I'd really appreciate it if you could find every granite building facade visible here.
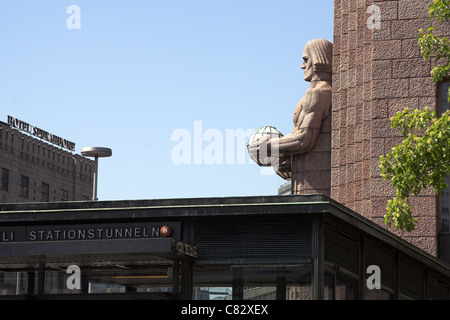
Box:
[331,0,450,259]
[0,121,94,203]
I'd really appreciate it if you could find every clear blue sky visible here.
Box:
[0,1,334,200]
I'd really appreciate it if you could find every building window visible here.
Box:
[439,80,450,233]
[439,80,449,115]
[41,182,49,202]
[20,175,29,198]
[193,264,312,300]
[323,268,360,300]
[443,177,450,233]
[1,168,9,192]
[61,189,69,201]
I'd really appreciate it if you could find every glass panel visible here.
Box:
[364,285,394,300]
[324,270,334,300]
[45,271,77,294]
[37,265,175,295]
[335,272,359,300]
[20,175,29,198]
[0,272,28,295]
[287,282,312,300]
[193,265,233,300]
[241,265,312,300]
[429,276,450,300]
[193,264,312,300]
[83,266,175,294]
[0,264,178,297]
[60,189,69,201]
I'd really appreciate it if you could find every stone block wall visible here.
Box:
[332,0,449,256]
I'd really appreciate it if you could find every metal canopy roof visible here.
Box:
[0,194,448,277]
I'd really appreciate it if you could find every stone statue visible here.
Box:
[248,39,332,189]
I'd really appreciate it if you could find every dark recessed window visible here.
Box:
[20,175,29,198]
[41,182,49,202]
[61,189,69,201]
[439,79,450,233]
[1,168,9,192]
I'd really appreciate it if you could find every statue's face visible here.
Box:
[301,48,314,82]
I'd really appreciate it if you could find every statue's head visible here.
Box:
[301,39,333,82]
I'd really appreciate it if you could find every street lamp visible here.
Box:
[81,147,112,201]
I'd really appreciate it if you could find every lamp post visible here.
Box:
[81,147,112,201]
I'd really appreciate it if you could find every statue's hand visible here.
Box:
[248,136,273,165]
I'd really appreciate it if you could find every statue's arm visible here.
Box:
[247,85,331,158]
[277,86,331,155]
[277,127,320,154]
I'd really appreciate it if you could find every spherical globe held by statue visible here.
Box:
[247,126,284,167]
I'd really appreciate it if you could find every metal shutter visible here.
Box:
[324,223,359,276]
[194,218,312,262]
[364,238,395,290]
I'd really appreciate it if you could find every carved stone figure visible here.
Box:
[248,39,332,192]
